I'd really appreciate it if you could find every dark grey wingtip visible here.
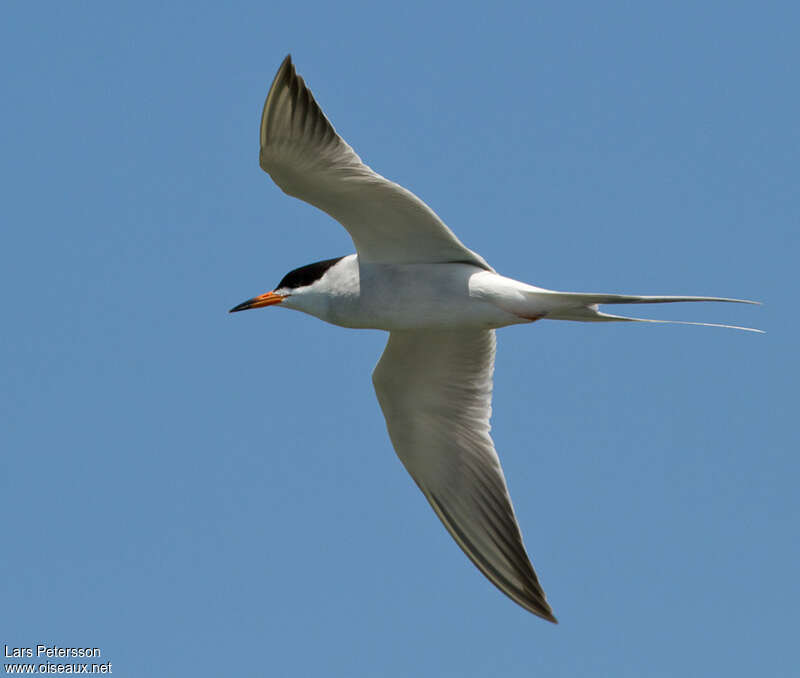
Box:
[277,53,293,77]
[542,610,559,624]
[427,491,558,623]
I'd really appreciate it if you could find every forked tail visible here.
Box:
[535,292,763,333]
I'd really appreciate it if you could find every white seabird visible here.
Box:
[231,55,760,622]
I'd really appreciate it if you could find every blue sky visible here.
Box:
[2,2,796,676]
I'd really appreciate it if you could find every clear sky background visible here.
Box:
[2,2,796,676]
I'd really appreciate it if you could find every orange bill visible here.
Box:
[229,291,285,313]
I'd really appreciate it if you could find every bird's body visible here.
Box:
[282,256,541,330]
[231,55,759,623]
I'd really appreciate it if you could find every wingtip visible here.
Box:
[535,606,558,624]
[275,53,295,84]
[531,601,558,623]
[261,54,297,151]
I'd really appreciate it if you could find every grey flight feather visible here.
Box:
[259,55,493,270]
[372,329,557,622]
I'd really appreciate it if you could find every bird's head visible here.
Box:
[229,256,348,314]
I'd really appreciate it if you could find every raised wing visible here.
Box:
[259,55,491,269]
[372,329,556,621]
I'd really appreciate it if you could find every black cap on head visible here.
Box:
[275,256,345,290]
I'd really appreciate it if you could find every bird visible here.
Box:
[230,55,760,623]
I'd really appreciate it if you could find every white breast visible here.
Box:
[284,256,533,331]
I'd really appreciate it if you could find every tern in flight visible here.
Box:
[231,55,759,622]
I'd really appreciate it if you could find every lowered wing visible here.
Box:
[372,329,556,621]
